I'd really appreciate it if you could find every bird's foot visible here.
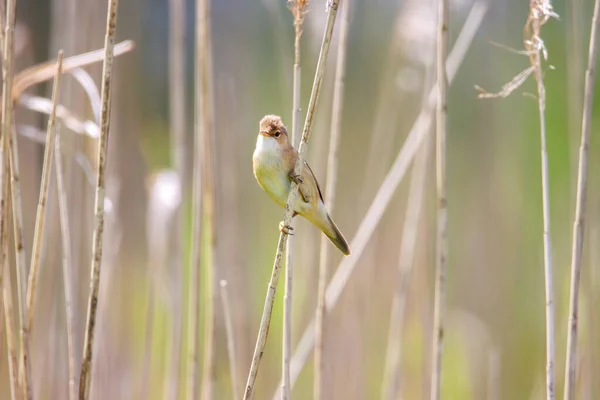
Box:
[289,172,303,185]
[279,221,294,235]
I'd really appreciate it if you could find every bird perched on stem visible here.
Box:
[253,115,351,256]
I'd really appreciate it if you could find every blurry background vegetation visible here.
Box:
[1,0,600,399]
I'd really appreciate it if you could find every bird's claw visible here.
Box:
[289,172,303,185]
[279,221,294,235]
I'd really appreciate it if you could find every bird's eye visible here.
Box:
[274,131,281,138]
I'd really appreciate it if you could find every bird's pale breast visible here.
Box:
[253,135,292,208]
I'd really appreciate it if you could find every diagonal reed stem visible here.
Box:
[563,0,600,398]
[25,50,63,373]
[243,1,341,399]
[78,0,120,397]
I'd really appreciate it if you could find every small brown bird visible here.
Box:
[253,115,351,255]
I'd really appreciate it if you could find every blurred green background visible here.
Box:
[1,0,600,399]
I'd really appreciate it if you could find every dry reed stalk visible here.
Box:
[564,0,600,398]
[25,49,63,360]
[1,160,18,400]
[314,0,350,398]
[199,3,217,398]
[54,128,77,400]
[430,0,448,398]
[78,0,120,397]
[166,0,187,396]
[243,1,341,399]
[2,0,32,397]
[269,4,489,394]
[525,2,558,399]
[220,280,240,400]
[381,129,431,400]
[282,1,307,398]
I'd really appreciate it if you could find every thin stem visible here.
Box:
[166,0,186,395]
[282,1,306,398]
[78,0,120,397]
[220,281,240,400]
[1,159,19,400]
[55,127,77,400]
[314,0,350,399]
[526,6,556,400]
[564,0,600,398]
[243,2,341,399]
[25,50,63,361]
[269,4,489,394]
[199,0,217,395]
[430,0,448,398]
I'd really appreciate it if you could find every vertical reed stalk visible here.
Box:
[564,0,600,398]
[167,0,186,396]
[220,280,240,400]
[1,160,18,400]
[314,0,350,399]
[54,128,77,400]
[78,0,120,397]
[282,1,307,398]
[525,3,557,399]
[243,2,341,399]
[198,0,217,397]
[25,50,63,359]
[271,4,488,395]
[430,0,448,399]
[188,0,216,397]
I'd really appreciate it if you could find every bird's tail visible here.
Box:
[317,213,351,256]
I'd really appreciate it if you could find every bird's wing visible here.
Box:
[300,160,324,204]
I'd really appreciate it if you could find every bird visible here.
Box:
[252,114,351,256]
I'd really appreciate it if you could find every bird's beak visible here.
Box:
[259,130,270,137]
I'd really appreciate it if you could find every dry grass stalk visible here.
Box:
[430,0,448,399]
[381,130,431,400]
[271,4,489,394]
[1,0,32,397]
[25,50,63,362]
[564,0,600,398]
[282,1,308,399]
[197,0,217,397]
[1,160,18,400]
[314,0,350,399]
[525,2,558,399]
[243,1,341,399]
[54,126,77,400]
[78,0,121,397]
[220,280,240,400]
[166,0,187,396]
